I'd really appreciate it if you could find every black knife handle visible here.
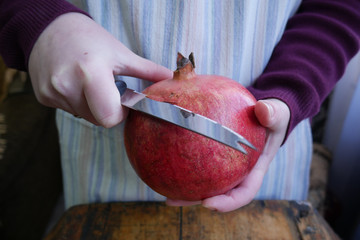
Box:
[115,79,127,96]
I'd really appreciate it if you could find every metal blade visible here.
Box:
[121,88,256,154]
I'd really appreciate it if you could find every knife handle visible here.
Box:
[115,79,127,96]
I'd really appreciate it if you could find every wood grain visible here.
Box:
[45,200,339,240]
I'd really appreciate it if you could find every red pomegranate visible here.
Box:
[124,53,266,201]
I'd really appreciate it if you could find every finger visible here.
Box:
[207,125,286,213]
[254,100,274,128]
[66,92,102,125]
[202,99,291,212]
[201,136,277,213]
[44,71,101,125]
[32,79,83,119]
[166,199,201,207]
[83,70,127,128]
[255,99,290,131]
[116,53,173,82]
[47,88,100,125]
[201,161,266,212]
[254,99,291,166]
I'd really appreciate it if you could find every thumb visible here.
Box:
[117,53,173,82]
[254,98,291,153]
[254,99,290,132]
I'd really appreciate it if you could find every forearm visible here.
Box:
[0,0,90,70]
[248,0,360,140]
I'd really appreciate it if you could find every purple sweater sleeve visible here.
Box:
[247,0,360,140]
[0,0,90,71]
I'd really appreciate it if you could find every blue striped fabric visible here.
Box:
[59,0,311,209]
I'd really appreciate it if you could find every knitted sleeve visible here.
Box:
[247,0,360,140]
[0,0,90,70]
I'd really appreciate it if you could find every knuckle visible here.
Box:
[75,57,99,82]
[36,83,53,105]
[50,74,69,97]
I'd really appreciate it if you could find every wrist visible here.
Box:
[10,1,90,70]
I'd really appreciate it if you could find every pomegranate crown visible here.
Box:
[176,52,195,70]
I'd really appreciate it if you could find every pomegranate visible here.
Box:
[124,53,266,201]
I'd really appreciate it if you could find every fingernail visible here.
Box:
[263,101,274,118]
[203,205,217,211]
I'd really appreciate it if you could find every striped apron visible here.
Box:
[59,0,312,209]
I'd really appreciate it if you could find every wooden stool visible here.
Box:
[44,200,339,239]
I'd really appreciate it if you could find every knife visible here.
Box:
[115,78,256,154]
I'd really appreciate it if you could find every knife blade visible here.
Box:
[115,79,256,154]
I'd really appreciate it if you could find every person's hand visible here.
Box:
[28,12,173,127]
[166,98,290,212]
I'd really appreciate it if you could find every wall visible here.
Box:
[323,52,360,240]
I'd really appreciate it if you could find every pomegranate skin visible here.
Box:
[124,54,266,201]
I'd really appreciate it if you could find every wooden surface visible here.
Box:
[45,200,339,240]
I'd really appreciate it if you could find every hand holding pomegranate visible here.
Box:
[28,12,172,127]
[124,53,291,212]
[167,98,290,212]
